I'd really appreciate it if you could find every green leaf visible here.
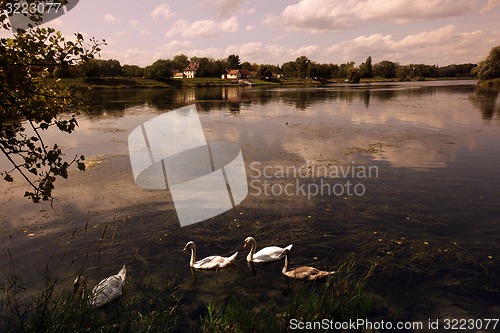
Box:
[4,174,14,182]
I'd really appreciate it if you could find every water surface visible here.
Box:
[1,80,499,324]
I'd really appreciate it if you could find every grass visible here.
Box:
[200,261,375,333]
[1,257,375,332]
[0,258,182,333]
[50,76,477,90]
[50,77,173,89]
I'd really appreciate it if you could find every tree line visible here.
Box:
[57,53,477,82]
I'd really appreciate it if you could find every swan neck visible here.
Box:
[282,254,289,274]
[246,238,256,261]
[189,245,196,266]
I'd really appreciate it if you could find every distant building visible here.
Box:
[222,69,254,79]
[183,62,200,78]
[173,72,186,79]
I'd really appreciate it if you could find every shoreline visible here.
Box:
[53,76,477,90]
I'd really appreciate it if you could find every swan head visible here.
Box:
[183,241,195,251]
[243,236,255,248]
[281,249,290,256]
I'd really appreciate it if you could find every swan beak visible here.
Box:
[243,242,247,248]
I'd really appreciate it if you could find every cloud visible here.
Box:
[481,0,500,12]
[129,20,140,29]
[154,40,194,59]
[102,48,150,67]
[166,17,239,38]
[245,25,256,31]
[104,14,116,23]
[150,4,175,20]
[266,0,477,32]
[223,42,321,64]
[326,25,498,65]
[209,0,249,17]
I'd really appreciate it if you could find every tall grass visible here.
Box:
[1,256,375,332]
[0,263,182,333]
[201,261,375,333]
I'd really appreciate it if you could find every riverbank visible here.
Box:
[54,76,476,90]
[53,77,279,89]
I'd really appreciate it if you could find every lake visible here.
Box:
[0,80,499,326]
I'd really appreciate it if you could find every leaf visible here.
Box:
[4,174,14,182]
[77,162,86,171]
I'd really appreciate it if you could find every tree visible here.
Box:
[309,62,333,79]
[359,56,373,78]
[227,54,241,69]
[172,54,189,71]
[0,8,104,202]
[373,60,397,78]
[241,61,256,71]
[144,59,173,80]
[122,64,145,77]
[338,62,355,79]
[295,56,311,78]
[80,59,102,79]
[346,67,361,83]
[476,45,500,81]
[256,65,273,80]
[102,59,122,77]
[281,61,297,78]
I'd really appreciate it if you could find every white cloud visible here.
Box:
[481,0,500,12]
[266,0,477,32]
[166,17,239,38]
[150,4,174,20]
[129,20,140,29]
[102,48,150,67]
[327,25,498,65]
[140,29,151,36]
[209,0,249,17]
[104,14,116,23]
[223,42,321,64]
[245,25,256,31]
[154,40,194,60]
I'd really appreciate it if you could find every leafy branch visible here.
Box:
[0,7,105,203]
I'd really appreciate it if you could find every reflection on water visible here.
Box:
[1,80,499,323]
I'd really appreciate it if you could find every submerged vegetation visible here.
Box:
[0,257,375,333]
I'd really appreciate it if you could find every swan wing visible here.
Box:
[193,251,238,270]
[193,255,225,269]
[217,252,239,269]
[308,270,332,280]
[252,246,290,262]
[91,274,125,307]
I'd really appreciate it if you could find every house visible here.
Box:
[222,69,254,80]
[173,72,186,79]
[183,62,200,78]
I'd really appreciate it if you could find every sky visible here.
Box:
[3,0,500,67]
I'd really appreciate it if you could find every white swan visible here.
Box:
[281,249,335,281]
[183,241,238,270]
[90,265,126,307]
[244,236,293,263]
